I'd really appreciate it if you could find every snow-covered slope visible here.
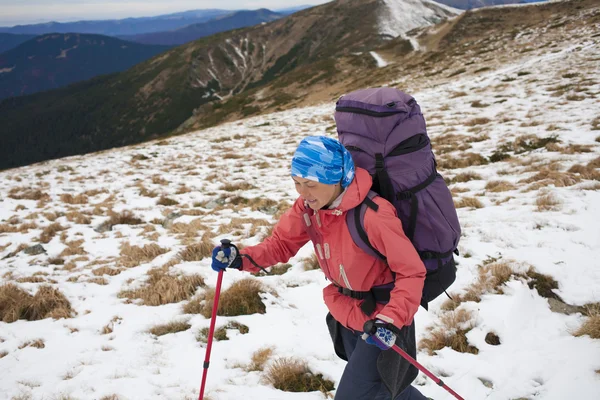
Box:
[378,0,461,39]
[0,24,599,400]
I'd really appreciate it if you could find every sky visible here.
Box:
[0,0,331,27]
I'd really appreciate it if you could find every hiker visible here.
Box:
[211,135,430,400]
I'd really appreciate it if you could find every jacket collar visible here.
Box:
[303,167,372,216]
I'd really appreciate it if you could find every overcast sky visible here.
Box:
[0,0,331,27]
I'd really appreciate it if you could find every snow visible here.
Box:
[369,51,389,68]
[1,18,600,400]
[378,0,461,39]
[0,66,15,73]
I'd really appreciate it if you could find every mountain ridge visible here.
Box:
[0,0,597,171]
[119,9,284,46]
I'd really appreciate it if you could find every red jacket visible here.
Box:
[240,167,426,331]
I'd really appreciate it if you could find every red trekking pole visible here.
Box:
[364,321,465,400]
[198,239,229,400]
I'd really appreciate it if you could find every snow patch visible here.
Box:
[378,0,460,38]
[0,66,15,74]
[56,45,78,59]
[370,51,389,68]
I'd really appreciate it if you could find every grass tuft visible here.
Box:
[0,284,73,323]
[574,304,600,339]
[264,357,335,394]
[246,346,275,372]
[485,181,517,192]
[302,254,321,271]
[118,268,205,306]
[119,242,168,268]
[454,197,484,209]
[419,309,479,355]
[196,321,249,343]
[149,320,191,336]
[185,278,267,318]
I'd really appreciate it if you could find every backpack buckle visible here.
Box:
[375,153,384,170]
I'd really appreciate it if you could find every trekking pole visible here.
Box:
[364,321,465,400]
[391,344,464,400]
[198,239,229,400]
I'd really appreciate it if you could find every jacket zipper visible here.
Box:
[339,264,352,290]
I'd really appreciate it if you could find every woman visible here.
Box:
[211,136,429,400]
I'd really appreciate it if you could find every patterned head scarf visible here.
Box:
[291,136,355,188]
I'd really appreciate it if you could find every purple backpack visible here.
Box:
[334,87,461,309]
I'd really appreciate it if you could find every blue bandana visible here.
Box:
[291,136,355,188]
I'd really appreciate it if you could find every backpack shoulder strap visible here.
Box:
[346,191,386,261]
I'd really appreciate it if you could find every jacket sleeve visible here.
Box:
[364,197,426,329]
[239,197,310,273]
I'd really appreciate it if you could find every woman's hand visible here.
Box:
[211,240,242,271]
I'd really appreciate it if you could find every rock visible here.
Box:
[23,244,46,255]
[94,221,112,233]
[162,212,182,229]
[548,298,585,315]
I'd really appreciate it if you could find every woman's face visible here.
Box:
[292,177,341,211]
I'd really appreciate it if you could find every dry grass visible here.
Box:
[16,276,47,283]
[217,217,272,237]
[59,239,87,258]
[118,268,205,306]
[464,117,492,126]
[420,309,479,355]
[536,192,562,212]
[177,238,213,262]
[573,304,600,339]
[442,260,515,310]
[519,169,580,189]
[438,153,489,170]
[40,223,67,244]
[485,180,517,192]
[107,211,143,226]
[196,321,249,343]
[184,278,267,318]
[101,316,122,334]
[149,320,191,336]
[60,194,89,205]
[99,395,121,400]
[18,339,45,349]
[447,172,482,184]
[151,175,169,185]
[92,266,122,277]
[8,187,49,201]
[264,357,335,394]
[220,182,257,192]
[0,284,73,323]
[119,242,169,268]
[0,350,7,359]
[454,197,484,209]
[65,211,92,225]
[246,346,275,372]
[568,164,600,181]
[302,254,321,271]
[157,195,179,206]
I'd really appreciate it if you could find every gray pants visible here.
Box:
[334,326,428,400]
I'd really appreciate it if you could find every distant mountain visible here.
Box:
[0,0,458,170]
[433,0,546,9]
[0,9,233,36]
[0,33,35,53]
[121,9,284,46]
[0,33,170,100]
